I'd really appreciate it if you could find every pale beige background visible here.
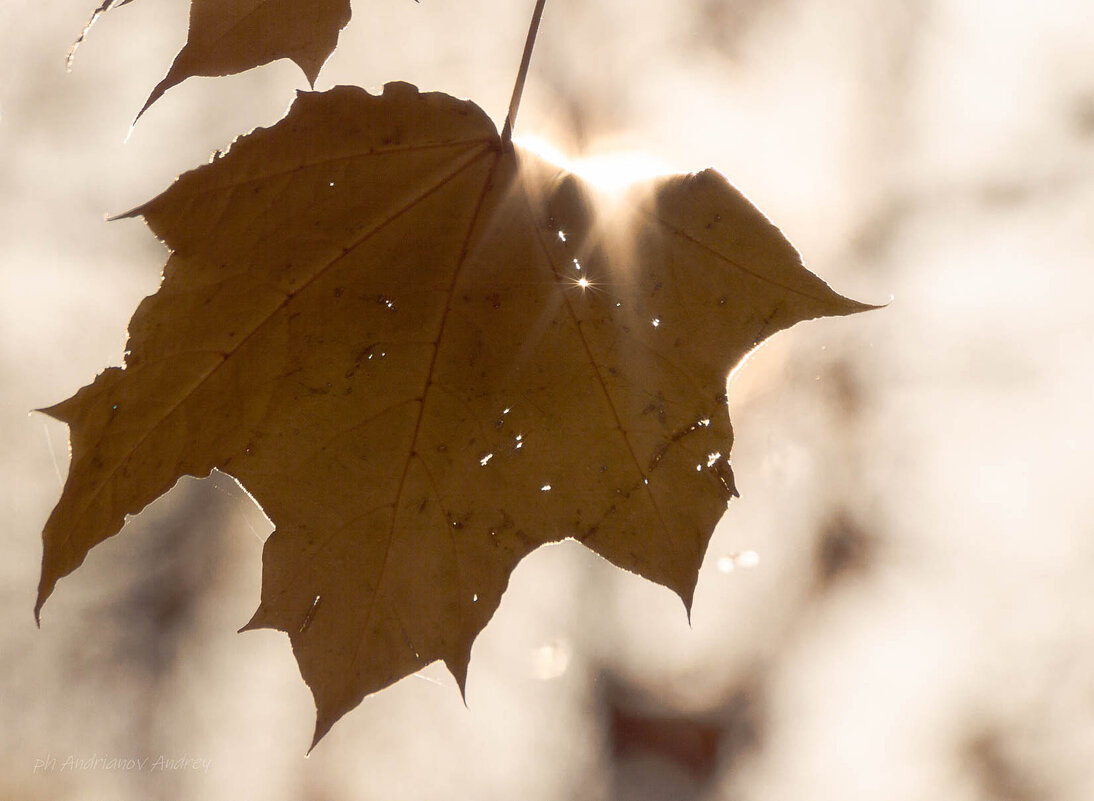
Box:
[3,1,1093,799]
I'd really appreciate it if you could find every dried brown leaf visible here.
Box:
[37,82,870,746]
[136,0,351,119]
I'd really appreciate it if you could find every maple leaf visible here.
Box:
[134,0,351,119]
[36,82,870,746]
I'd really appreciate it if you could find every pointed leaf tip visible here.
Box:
[309,715,334,754]
[237,608,264,634]
[132,0,351,119]
[444,656,470,705]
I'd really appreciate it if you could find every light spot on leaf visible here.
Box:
[299,594,322,633]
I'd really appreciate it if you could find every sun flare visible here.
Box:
[513,135,674,195]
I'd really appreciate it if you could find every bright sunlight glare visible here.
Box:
[513,135,674,194]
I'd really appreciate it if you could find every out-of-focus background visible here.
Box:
[3,0,1093,798]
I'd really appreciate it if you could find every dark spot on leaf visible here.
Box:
[299,595,321,633]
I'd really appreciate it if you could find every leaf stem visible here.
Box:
[501,0,548,147]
